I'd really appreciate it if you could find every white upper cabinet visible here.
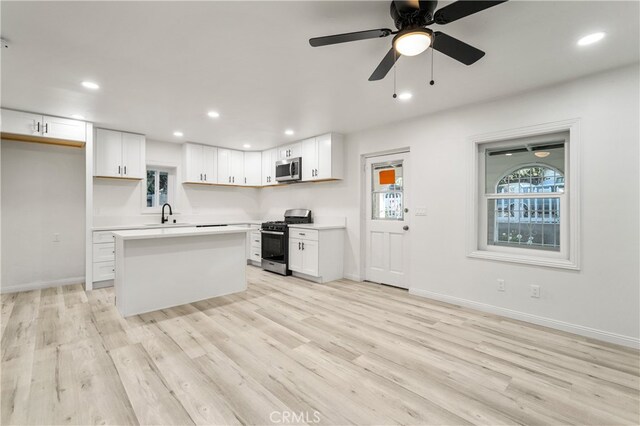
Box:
[301,137,317,181]
[278,142,301,160]
[203,146,217,183]
[262,148,277,186]
[243,152,262,186]
[218,148,244,185]
[121,133,145,179]
[298,133,343,181]
[1,110,42,135]
[183,143,217,184]
[1,109,86,142]
[42,116,86,142]
[94,128,146,179]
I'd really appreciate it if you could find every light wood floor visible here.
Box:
[2,267,639,425]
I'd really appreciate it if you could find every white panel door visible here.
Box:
[95,129,123,177]
[301,239,319,277]
[217,148,231,184]
[316,133,333,180]
[244,152,262,186]
[184,143,204,182]
[288,238,303,272]
[231,150,244,185]
[1,109,42,136]
[42,115,85,141]
[301,137,317,181]
[121,132,145,179]
[365,152,410,288]
[203,146,217,183]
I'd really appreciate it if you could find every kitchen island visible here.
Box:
[112,226,250,317]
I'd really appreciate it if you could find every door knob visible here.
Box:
[403,225,409,231]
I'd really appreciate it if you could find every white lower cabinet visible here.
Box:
[288,227,343,283]
[247,226,262,264]
[92,231,116,283]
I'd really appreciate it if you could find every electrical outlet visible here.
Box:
[53,233,60,243]
[497,279,505,292]
[415,207,427,216]
[530,285,540,298]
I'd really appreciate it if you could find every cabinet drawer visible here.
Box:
[289,228,318,241]
[250,247,262,261]
[93,261,115,282]
[93,231,115,244]
[93,242,115,262]
[250,232,261,248]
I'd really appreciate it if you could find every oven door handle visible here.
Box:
[261,230,285,235]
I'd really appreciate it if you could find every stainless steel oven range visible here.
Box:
[261,209,312,275]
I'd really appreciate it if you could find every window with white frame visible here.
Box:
[145,166,175,211]
[472,126,579,269]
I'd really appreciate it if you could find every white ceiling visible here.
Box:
[1,1,638,150]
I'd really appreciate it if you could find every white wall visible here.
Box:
[1,140,86,291]
[93,139,261,227]
[261,64,640,346]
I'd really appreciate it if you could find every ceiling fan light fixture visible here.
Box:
[394,29,432,56]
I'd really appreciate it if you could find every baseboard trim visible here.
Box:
[408,288,640,349]
[343,273,362,282]
[1,276,85,294]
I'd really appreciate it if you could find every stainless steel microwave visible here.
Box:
[275,157,302,183]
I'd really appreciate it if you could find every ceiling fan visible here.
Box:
[309,1,507,81]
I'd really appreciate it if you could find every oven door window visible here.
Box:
[261,232,286,262]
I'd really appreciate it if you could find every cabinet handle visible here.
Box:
[298,241,301,250]
[204,173,207,181]
[200,173,202,181]
[118,165,121,174]
[124,166,127,175]
[44,123,48,134]
[233,176,235,183]
[245,177,247,184]
[228,176,231,183]
[36,121,41,133]
[302,242,305,250]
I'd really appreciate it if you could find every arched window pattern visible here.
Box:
[489,165,564,251]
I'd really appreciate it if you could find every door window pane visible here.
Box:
[372,161,403,220]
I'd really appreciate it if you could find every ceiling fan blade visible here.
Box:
[369,48,400,81]
[434,1,507,25]
[309,29,392,47]
[432,31,485,65]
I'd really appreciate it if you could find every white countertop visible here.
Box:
[94,221,262,232]
[112,225,251,240]
[288,223,346,230]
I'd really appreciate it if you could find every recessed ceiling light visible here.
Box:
[173,131,183,137]
[534,151,551,158]
[207,111,220,118]
[284,129,294,136]
[243,144,251,149]
[71,114,85,120]
[577,32,605,46]
[397,92,413,101]
[81,81,100,90]
[505,153,513,156]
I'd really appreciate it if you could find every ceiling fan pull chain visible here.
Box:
[392,50,397,98]
[429,48,435,86]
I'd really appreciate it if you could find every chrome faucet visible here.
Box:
[161,203,173,224]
